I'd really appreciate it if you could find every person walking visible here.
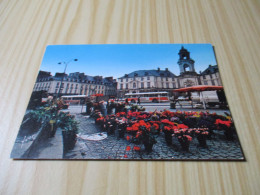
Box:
[99,101,107,117]
[137,97,141,105]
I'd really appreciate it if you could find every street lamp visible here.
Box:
[57,58,78,97]
[58,59,78,74]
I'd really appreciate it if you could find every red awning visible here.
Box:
[91,93,104,97]
[173,85,223,93]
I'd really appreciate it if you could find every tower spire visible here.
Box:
[177,47,196,75]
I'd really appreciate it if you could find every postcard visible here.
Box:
[11,44,245,160]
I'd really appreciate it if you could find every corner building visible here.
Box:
[33,71,117,97]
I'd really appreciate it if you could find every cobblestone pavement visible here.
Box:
[67,105,231,116]
[65,114,244,160]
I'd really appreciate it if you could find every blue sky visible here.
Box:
[40,44,217,79]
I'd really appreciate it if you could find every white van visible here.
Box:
[191,91,219,106]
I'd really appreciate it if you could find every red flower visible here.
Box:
[152,123,159,130]
[96,117,104,121]
[126,136,130,141]
[164,126,171,131]
[185,135,192,141]
[116,112,126,117]
[172,126,178,130]
[124,154,128,158]
[136,131,142,138]
[126,127,133,131]
[177,124,189,129]
[126,146,131,151]
[133,146,141,151]
[138,120,151,130]
[215,119,232,127]
[174,130,180,134]
[161,119,170,124]
[132,123,139,131]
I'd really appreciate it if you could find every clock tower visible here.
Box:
[177,46,196,75]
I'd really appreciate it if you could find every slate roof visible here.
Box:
[201,65,218,75]
[119,69,176,78]
[38,71,114,85]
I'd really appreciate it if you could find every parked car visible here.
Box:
[177,96,189,101]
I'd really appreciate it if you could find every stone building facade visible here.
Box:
[199,65,222,86]
[33,71,117,97]
[117,68,178,97]
[117,46,222,97]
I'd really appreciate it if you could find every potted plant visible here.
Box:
[116,120,127,139]
[215,119,233,140]
[174,129,192,151]
[134,120,157,153]
[141,128,157,153]
[163,126,173,146]
[194,128,209,147]
[58,113,79,152]
[33,105,59,138]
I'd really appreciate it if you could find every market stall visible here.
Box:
[173,85,224,109]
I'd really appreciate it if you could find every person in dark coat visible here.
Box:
[86,98,93,115]
[137,97,141,105]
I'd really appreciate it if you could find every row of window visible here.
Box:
[38,77,108,85]
[35,82,51,88]
[202,73,218,79]
[35,82,108,90]
[35,87,50,91]
[119,77,150,82]
[120,82,176,89]
[54,88,105,95]
[119,77,176,82]
[203,79,218,85]
[34,86,115,96]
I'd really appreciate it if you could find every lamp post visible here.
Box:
[57,59,78,97]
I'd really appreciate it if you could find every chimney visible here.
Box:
[165,68,169,72]
[157,67,160,72]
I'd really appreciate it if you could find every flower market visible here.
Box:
[10,93,244,160]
